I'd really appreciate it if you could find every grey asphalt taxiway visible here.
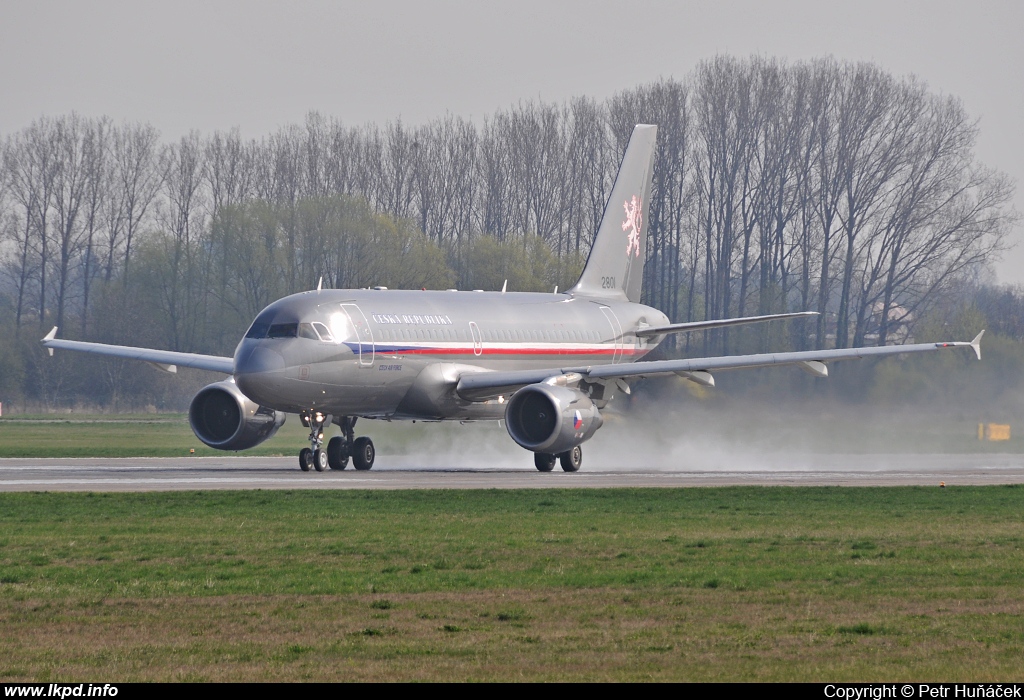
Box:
[1,453,1023,491]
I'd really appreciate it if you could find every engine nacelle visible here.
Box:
[189,380,286,451]
[505,383,603,454]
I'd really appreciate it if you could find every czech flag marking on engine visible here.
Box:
[573,410,583,431]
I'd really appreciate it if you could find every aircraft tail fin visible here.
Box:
[569,124,657,303]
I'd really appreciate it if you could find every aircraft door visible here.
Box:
[341,303,375,366]
[469,322,483,356]
[599,306,624,364]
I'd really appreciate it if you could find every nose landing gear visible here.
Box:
[299,410,330,472]
[298,413,375,472]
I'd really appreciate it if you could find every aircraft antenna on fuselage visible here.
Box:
[316,276,323,292]
[568,124,657,304]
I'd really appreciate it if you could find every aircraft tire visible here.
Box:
[559,446,582,472]
[352,437,375,471]
[299,448,313,472]
[313,448,328,472]
[327,437,349,470]
[534,453,556,472]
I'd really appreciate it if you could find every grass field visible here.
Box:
[1,487,1022,681]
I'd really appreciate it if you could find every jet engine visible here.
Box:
[188,380,286,451]
[505,383,603,454]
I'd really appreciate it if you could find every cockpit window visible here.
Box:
[267,323,298,339]
[244,310,274,339]
[297,322,335,342]
[312,322,334,342]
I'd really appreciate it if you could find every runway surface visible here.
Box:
[1,453,1023,491]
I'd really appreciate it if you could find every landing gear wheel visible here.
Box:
[301,410,331,473]
[352,436,375,471]
[299,447,313,472]
[534,453,556,472]
[559,446,582,472]
[313,448,328,472]
[327,436,349,470]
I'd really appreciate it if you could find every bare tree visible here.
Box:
[112,122,163,285]
[476,113,515,242]
[153,133,207,351]
[379,119,417,220]
[422,116,477,256]
[508,103,565,243]
[3,118,60,328]
[49,114,92,334]
[78,116,111,336]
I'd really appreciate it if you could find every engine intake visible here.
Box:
[505,383,603,454]
[189,380,286,450]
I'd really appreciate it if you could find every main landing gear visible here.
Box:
[534,445,583,473]
[299,413,375,472]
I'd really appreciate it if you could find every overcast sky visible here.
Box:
[3,0,1021,281]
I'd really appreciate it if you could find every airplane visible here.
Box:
[41,124,985,473]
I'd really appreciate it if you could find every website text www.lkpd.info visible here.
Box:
[5,686,117,698]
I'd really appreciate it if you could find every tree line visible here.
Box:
[0,55,1017,409]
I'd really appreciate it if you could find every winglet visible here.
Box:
[971,330,984,360]
[42,326,57,356]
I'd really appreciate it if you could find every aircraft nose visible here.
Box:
[234,343,287,404]
[234,342,286,376]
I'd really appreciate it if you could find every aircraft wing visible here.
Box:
[635,311,818,337]
[455,331,984,401]
[41,327,234,374]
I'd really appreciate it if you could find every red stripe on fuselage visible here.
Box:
[395,347,635,356]
[369,345,639,357]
